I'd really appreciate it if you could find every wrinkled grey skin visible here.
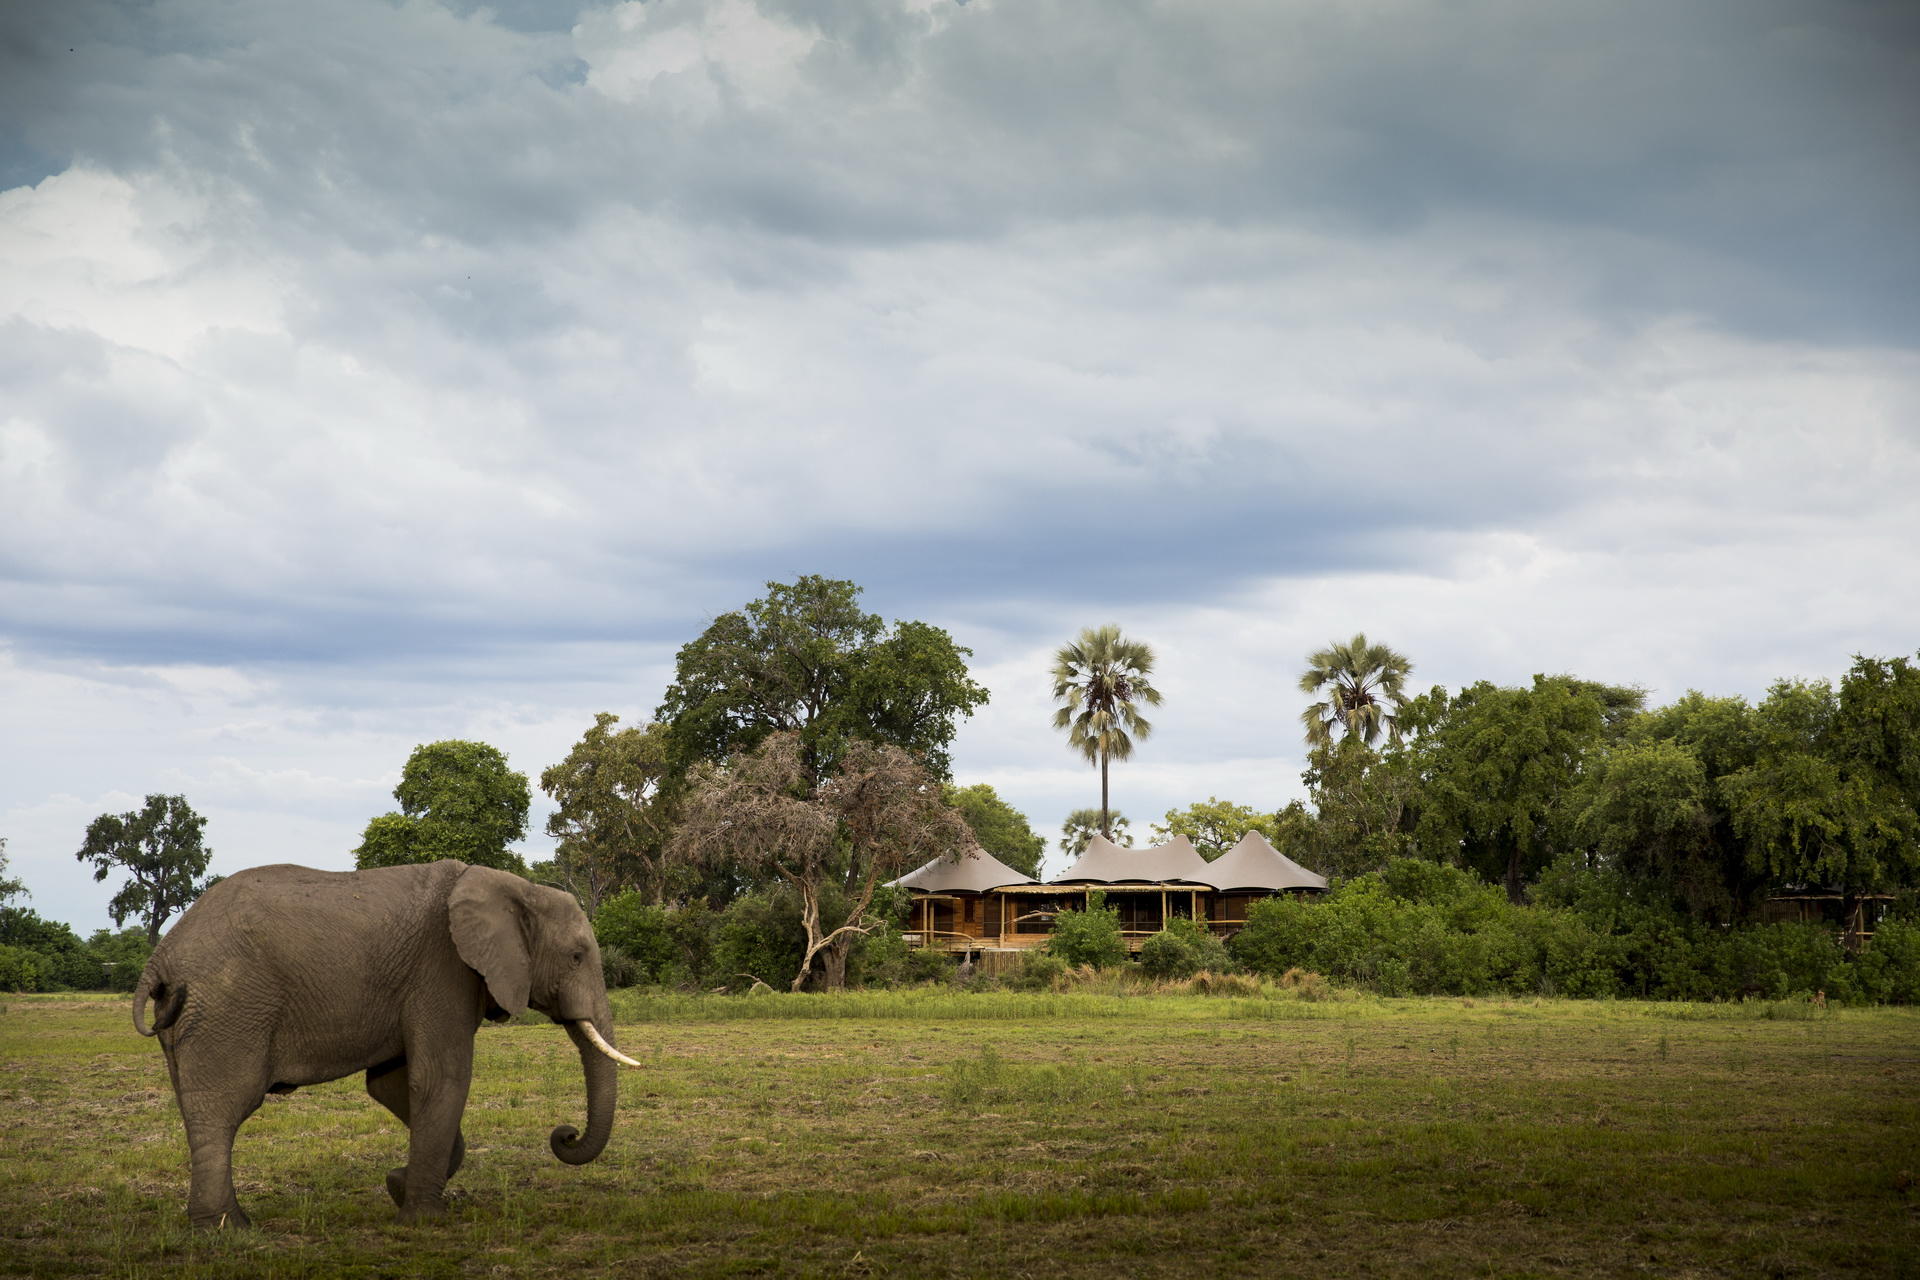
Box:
[132,860,619,1228]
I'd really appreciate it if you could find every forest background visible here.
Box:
[7,575,1918,1005]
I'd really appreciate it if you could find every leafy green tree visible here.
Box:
[1061,808,1131,858]
[671,732,973,990]
[1720,672,1920,912]
[1302,725,1435,882]
[1051,624,1162,839]
[1415,677,1622,902]
[1152,797,1281,859]
[353,740,530,874]
[539,714,672,911]
[656,575,987,791]
[943,783,1044,878]
[1830,652,1920,891]
[0,836,23,904]
[75,794,214,946]
[1576,738,1728,916]
[0,906,96,989]
[1046,889,1127,968]
[1299,632,1413,748]
[87,926,152,992]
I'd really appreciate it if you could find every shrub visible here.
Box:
[1138,918,1231,980]
[1853,918,1920,1004]
[85,927,152,992]
[713,890,807,991]
[599,944,642,990]
[1046,890,1127,969]
[1007,951,1069,991]
[849,922,951,988]
[592,892,680,986]
[0,944,44,992]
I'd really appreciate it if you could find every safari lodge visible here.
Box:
[893,832,1328,961]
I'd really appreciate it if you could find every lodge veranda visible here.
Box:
[892,831,1329,962]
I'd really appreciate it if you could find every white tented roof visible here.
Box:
[1202,831,1329,892]
[1051,834,1213,885]
[889,846,1039,893]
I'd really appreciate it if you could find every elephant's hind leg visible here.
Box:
[175,1083,263,1229]
[366,1060,466,1211]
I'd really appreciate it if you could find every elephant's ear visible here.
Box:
[448,865,531,1017]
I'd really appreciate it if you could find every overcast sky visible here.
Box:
[3,0,1917,934]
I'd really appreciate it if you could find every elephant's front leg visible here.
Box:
[365,1058,469,1219]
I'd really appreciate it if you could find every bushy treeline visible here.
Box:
[0,906,152,993]
[1290,653,1920,919]
[590,885,952,994]
[1228,859,1920,1004]
[587,869,1920,1004]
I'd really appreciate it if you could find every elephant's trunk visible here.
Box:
[551,998,619,1166]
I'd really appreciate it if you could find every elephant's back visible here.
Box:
[168,861,467,955]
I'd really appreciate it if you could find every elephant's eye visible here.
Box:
[572,949,585,967]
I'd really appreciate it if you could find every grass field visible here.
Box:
[2,988,1916,1278]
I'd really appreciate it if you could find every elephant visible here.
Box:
[131,859,640,1228]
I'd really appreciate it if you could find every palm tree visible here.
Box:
[1299,632,1412,747]
[1052,625,1163,839]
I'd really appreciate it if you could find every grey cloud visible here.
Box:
[6,1,1911,343]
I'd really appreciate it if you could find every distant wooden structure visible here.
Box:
[893,832,1328,961]
[1759,889,1897,950]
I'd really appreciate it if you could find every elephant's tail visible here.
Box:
[132,964,185,1037]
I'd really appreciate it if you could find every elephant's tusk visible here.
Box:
[575,1019,643,1069]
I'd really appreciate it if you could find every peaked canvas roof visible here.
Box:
[1051,833,1213,885]
[1203,831,1328,892]
[890,846,1039,893]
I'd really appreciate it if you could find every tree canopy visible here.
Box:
[1152,798,1283,860]
[537,714,671,911]
[1060,808,1132,858]
[75,794,214,945]
[354,740,530,874]
[1414,676,1632,902]
[943,783,1045,879]
[1299,633,1413,748]
[1051,624,1161,839]
[655,576,988,789]
[670,732,972,990]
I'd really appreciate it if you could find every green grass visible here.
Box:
[2,990,1917,1277]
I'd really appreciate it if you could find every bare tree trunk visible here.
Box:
[793,874,882,992]
[1100,753,1111,839]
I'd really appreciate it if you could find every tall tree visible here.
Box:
[538,714,671,910]
[1299,632,1413,748]
[1051,624,1162,839]
[1577,691,1761,918]
[75,794,214,946]
[354,740,530,874]
[656,576,987,791]
[671,732,971,990]
[1414,676,1621,902]
[1721,673,1920,916]
[943,783,1045,879]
